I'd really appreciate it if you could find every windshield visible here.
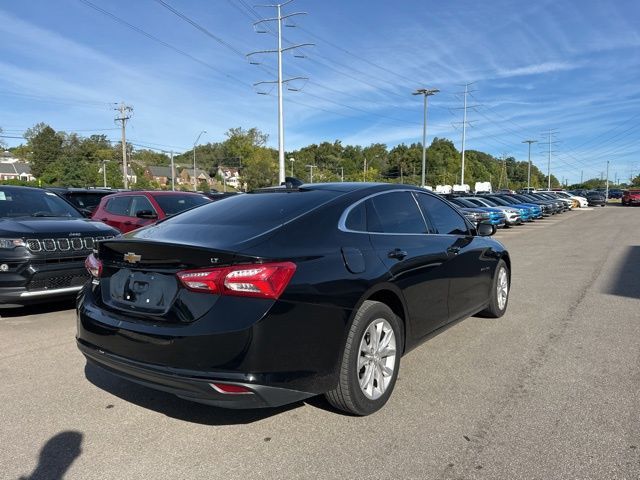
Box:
[0,188,82,218]
[152,194,210,216]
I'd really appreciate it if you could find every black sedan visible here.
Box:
[77,183,511,415]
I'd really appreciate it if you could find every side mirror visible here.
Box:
[135,209,158,219]
[477,223,496,237]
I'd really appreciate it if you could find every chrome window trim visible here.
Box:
[338,189,431,236]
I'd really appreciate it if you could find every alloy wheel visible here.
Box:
[357,319,397,400]
[497,267,509,310]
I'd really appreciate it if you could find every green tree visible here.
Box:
[24,123,63,177]
[242,147,277,190]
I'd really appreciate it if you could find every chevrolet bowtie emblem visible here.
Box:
[123,252,141,264]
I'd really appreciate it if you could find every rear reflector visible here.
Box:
[177,262,296,299]
[85,253,102,278]
[209,383,254,395]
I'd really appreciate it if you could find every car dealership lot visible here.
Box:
[1,206,638,480]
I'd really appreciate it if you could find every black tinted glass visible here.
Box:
[345,202,366,231]
[130,196,155,215]
[415,193,469,235]
[106,196,132,216]
[0,188,81,218]
[366,192,426,234]
[153,194,209,216]
[168,190,337,230]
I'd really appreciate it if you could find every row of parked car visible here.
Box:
[442,190,601,228]
[0,186,244,306]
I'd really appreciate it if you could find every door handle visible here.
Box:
[123,221,133,226]
[387,248,408,260]
[447,246,461,255]
[100,218,108,221]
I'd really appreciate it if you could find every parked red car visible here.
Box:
[92,191,211,233]
[621,189,640,206]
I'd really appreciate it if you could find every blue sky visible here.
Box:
[1,0,639,184]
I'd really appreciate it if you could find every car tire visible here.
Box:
[480,259,510,318]
[325,300,402,416]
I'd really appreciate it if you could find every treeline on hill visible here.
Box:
[3,122,574,191]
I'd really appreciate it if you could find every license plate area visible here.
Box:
[108,269,178,314]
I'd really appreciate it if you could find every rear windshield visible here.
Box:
[166,190,337,230]
[152,194,210,216]
[0,188,82,218]
[66,192,109,209]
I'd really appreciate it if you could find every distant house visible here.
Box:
[0,162,35,182]
[144,165,174,187]
[179,168,213,187]
[217,166,241,189]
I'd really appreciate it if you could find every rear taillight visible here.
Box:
[176,262,296,299]
[85,253,102,278]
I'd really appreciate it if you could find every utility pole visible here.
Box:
[522,140,537,191]
[340,166,344,182]
[170,151,175,191]
[539,129,558,190]
[192,130,206,191]
[580,170,583,185]
[461,84,469,186]
[306,164,316,183]
[114,102,133,189]
[248,1,313,185]
[102,159,108,188]
[605,160,610,199]
[363,157,367,182]
[289,157,295,177]
[412,88,439,187]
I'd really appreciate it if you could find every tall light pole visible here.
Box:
[522,139,537,191]
[413,88,439,187]
[605,160,610,199]
[289,157,295,177]
[192,130,206,191]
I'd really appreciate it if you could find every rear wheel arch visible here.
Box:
[350,285,408,355]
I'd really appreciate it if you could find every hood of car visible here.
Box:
[0,217,117,237]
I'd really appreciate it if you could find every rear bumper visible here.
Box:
[78,340,313,408]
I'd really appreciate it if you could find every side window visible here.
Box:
[344,202,366,231]
[105,196,132,216]
[415,193,469,235]
[366,192,427,234]
[130,196,156,216]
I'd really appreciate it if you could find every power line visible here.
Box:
[78,0,253,88]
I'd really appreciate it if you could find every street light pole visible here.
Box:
[289,157,295,177]
[192,130,206,192]
[605,160,610,200]
[413,88,439,187]
[522,139,537,191]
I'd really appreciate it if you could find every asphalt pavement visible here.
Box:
[1,204,639,480]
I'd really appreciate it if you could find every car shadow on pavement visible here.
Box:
[84,363,302,425]
[0,299,75,318]
[605,245,640,299]
[18,430,82,480]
